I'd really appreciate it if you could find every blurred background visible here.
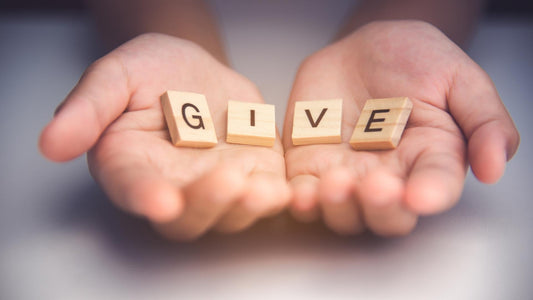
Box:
[1,1,532,300]
[1,0,533,15]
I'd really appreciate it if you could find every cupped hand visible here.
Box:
[40,33,289,241]
[283,21,519,236]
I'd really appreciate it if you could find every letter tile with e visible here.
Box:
[350,97,413,150]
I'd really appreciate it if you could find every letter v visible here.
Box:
[305,108,328,128]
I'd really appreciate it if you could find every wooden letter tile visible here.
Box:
[226,100,276,147]
[350,97,413,151]
[160,90,218,148]
[291,99,342,145]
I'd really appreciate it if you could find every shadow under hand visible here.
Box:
[50,175,494,274]
[51,180,403,267]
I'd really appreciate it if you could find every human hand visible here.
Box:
[283,21,519,236]
[40,33,289,240]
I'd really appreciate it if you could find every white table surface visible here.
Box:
[1,1,532,299]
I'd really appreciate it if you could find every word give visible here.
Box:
[160,90,413,150]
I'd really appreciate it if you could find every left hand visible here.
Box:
[283,20,520,236]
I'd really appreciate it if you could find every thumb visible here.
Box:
[449,62,520,183]
[39,56,130,162]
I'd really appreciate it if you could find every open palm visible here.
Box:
[40,33,289,240]
[283,21,519,236]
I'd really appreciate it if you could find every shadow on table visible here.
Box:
[50,178,491,270]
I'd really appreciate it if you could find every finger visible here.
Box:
[404,136,467,215]
[318,168,365,235]
[153,165,246,241]
[39,56,130,162]
[449,63,520,183]
[288,175,321,223]
[358,168,417,236]
[89,154,184,224]
[214,172,291,233]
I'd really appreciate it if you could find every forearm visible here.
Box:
[337,0,486,47]
[85,0,228,64]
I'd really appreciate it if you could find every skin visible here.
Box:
[85,0,228,63]
[283,20,519,235]
[336,0,486,46]
[39,0,520,240]
[282,0,518,236]
[40,35,290,241]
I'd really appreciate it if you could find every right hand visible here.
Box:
[39,33,290,241]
